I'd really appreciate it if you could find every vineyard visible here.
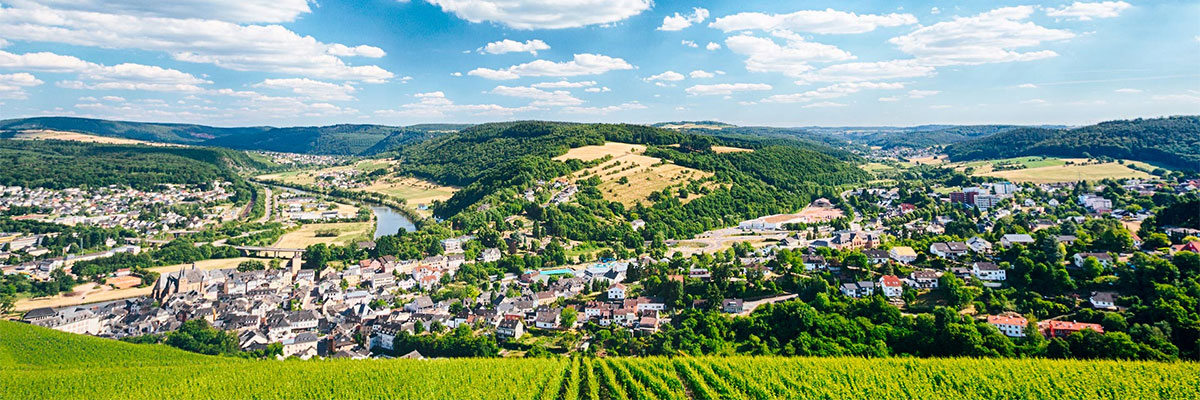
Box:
[3,321,1198,399]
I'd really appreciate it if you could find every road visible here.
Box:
[669,227,790,255]
[255,187,273,223]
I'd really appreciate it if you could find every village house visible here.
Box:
[888,246,918,264]
[971,262,1006,281]
[1039,320,1104,338]
[910,270,941,289]
[987,313,1028,338]
[878,275,903,298]
[1000,234,1035,248]
[1074,252,1114,268]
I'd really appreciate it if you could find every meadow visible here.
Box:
[555,142,712,205]
[3,321,1197,400]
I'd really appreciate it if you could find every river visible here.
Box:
[370,204,416,238]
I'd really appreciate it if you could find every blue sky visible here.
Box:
[0,0,1197,127]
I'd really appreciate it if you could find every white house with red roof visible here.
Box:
[607,283,626,300]
[987,313,1028,337]
[878,275,903,298]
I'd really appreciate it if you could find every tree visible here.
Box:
[237,260,265,272]
[561,307,578,330]
[1080,256,1104,281]
[0,293,14,315]
[164,319,238,355]
[304,243,330,271]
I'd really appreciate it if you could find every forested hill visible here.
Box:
[0,140,262,191]
[0,117,454,155]
[393,121,869,238]
[945,116,1200,170]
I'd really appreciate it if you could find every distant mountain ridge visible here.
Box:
[945,116,1200,170]
[0,117,460,156]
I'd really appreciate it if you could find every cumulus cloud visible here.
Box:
[0,4,394,82]
[489,85,583,107]
[23,0,313,23]
[705,42,721,51]
[0,72,42,98]
[888,6,1075,66]
[584,86,611,93]
[1018,83,1038,89]
[468,54,634,80]
[481,39,550,55]
[375,91,534,118]
[424,0,652,29]
[253,78,356,101]
[1114,88,1141,93]
[709,8,917,34]
[531,80,596,89]
[685,83,772,96]
[725,31,854,77]
[0,50,211,92]
[658,7,709,31]
[645,71,686,82]
[1045,1,1132,20]
[681,40,699,48]
[689,70,719,78]
[792,59,936,84]
[762,81,903,103]
[802,101,847,108]
[907,89,939,98]
[562,101,646,114]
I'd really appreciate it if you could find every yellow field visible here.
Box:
[555,142,712,205]
[978,160,1153,183]
[12,130,169,146]
[273,222,371,248]
[358,176,457,206]
[14,257,259,311]
[710,145,753,153]
[909,155,947,165]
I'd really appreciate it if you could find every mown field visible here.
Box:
[2,321,1198,400]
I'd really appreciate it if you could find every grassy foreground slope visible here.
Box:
[3,322,1198,400]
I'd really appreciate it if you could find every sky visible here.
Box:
[0,0,1197,127]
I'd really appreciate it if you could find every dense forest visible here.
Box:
[862,125,1020,149]
[945,116,1200,170]
[0,117,456,155]
[0,140,258,192]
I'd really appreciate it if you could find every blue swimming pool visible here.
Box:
[540,268,574,275]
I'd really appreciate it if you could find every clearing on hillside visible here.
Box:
[12,130,169,146]
[555,142,712,205]
[710,145,753,153]
[971,158,1154,183]
[359,176,458,208]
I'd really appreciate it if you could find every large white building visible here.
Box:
[988,313,1028,337]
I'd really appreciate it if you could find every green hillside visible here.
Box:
[0,117,453,155]
[945,116,1200,170]
[2,321,1197,400]
[0,140,263,191]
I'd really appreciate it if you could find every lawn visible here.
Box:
[273,222,372,248]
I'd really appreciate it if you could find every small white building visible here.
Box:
[972,262,1006,281]
[987,313,1028,338]
[878,275,903,298]
[607,283,626,300]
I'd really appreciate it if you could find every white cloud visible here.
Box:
[802,101,847,108]
[1021,98,1049,105]
[24,0,313,23]
[685,83,772,96]
[889,6,1075,66]
[101,95,125,102]
[646,71,685,82]
[481,39,550,55]
[468,54,634,80]
[793,59,935,84]
[0,50,211,92]
[375,91,533,118]
[1151,92,1200,103]
[424,0,652,29]
[705,42,721,51]
[0,72,42,99]
[763,81,903,103]
[709,9,917,34]
[562,101,646,114]
[0,4,394,82]
[532,80,596,89]
[907,89,939,98]
[689,70,717,78]
[878,96,900,102]
[584,86,611,93]
[681,40,699,48]
[1018,83,1038,89]
[253,78,356,101]
[1114,88,1141,93]
[489,85,583,107]
[658,7,709,31]
[1046,1,1132,20]
[931,7,941,15]
[725,32,854,77]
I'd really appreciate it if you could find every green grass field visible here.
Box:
[2,321,1197,399]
